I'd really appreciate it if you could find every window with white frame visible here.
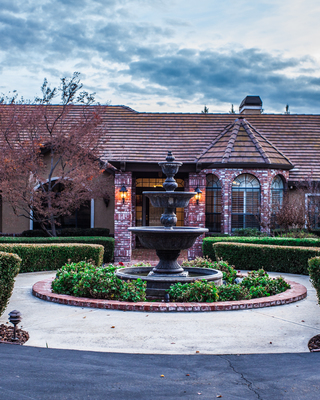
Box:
[232,174,260,230]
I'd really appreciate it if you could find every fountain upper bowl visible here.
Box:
[144,191,196,208]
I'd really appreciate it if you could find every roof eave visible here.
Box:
[206,162,294,170]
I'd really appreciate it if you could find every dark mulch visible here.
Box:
[0,324,29,345]
[308,335,320,352]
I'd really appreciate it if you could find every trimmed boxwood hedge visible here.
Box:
[0,251,22,316]
[20,227,110,237]
[0,243,104,273]
[0,237,114,263]
[213,242,320,275]
[203,236,320,261]
[308,257,320,305]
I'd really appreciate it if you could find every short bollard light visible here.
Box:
[8,310,22,341]
[194,186,202,205]
[120,184,128,204]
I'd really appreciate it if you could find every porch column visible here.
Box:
[260,171,272,233]
[221,171,233,234]
[114,171,132,263]
[187,172,206,260]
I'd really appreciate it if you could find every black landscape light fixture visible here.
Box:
[194,186,202,205]
[8,310,22,341]
[120,184,128,204]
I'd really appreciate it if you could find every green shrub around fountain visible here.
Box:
[52,261,146,302]
[51,258,291,303]
[169,258,290,302]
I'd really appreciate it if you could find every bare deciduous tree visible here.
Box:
[0,73,109,236]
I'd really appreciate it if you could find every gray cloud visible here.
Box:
[0,0,319,113]
[116,48,320,112]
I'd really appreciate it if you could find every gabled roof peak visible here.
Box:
[197,118,293,169]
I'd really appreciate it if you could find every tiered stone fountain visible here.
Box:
[116,151,222,299]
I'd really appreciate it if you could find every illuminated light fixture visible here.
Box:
[194,186,202,205]
[120,184,128,204]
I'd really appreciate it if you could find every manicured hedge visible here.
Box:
[21,227,110,237]
[203,236,320,261]
[0,244,104,273]
[0,252,22,316]
[308,257,320,305]
[0,237,114,263]
[213,242,320,275]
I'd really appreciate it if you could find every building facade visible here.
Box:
[1,96,320,262]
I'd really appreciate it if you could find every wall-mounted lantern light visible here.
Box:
[194,186,202,205]
[120,184,128,204]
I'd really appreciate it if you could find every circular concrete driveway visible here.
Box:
[1,270,319,355]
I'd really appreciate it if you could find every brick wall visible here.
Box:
[185,168,289,259]
[114,171,132,263]
[187,172,206,259]
[203,168,290,234]
[113,168,289,263]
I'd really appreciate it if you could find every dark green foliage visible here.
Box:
[205,233,230,238]
[181,256,215,269]
[213,242,320,275]
[241,269,290,296]
[214,260,237,284]
[52,262,146,302]
[168,264,290,302]
[218,284,250,301]
[182,257,237,284]
[308,257,320,305]
[168,280,219,302]
[21,228,110,237]
[0,243,104,273]
[233,228,266,237]
[0,236,114,263]
[0,252,22,316]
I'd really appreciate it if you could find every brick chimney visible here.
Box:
[239,96,262,114]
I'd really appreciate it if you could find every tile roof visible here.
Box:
[1,104,320,180]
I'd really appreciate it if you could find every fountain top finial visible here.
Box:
[158,151,183,192]
[166,151,175,162]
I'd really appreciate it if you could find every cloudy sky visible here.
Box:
[1,0,320,113]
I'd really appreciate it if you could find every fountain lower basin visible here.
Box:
[116,266,223,299]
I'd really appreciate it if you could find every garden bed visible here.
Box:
[32,277,307,312]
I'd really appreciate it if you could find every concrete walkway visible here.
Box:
[1,271,320,399]
[0,270,319,354]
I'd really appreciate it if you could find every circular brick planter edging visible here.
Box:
[32,278,307,312]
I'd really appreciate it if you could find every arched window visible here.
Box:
[271,175,284,209]
[205,174,221,232]
[232,174,260,230]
